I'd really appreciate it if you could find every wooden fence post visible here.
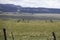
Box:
[52,32,56,40]
[3,28,7,40]
[11,32,14,40]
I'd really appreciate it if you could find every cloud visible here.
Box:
[0,0,16,4]
[0,0,60,8]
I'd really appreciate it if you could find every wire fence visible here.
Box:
[0,28,60,40]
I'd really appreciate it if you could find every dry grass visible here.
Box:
[0,19,60,40]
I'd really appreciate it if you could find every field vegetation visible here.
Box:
[0,19,60,40]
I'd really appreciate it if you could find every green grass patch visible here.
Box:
[0,19,60,40]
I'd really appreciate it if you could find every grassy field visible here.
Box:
[0,19,60,40]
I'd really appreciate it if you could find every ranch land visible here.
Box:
[0,19,60,40]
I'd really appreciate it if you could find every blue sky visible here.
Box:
[0,0,60,8]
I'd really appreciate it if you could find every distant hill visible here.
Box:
[0,4,21,12]
[21,7,60,13]
[0,4,60,13]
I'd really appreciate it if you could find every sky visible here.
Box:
[0,0,60,8]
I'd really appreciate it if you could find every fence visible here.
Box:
[0,28,60,40]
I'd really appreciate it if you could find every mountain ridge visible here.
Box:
[0,4,60,13]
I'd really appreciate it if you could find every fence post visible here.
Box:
[11,32,14,40]
[3,28,7,40]
[52,32,56,40]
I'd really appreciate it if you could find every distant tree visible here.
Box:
[17,19,20,23]
[27,20,29,23]
[50,19,53,23]
[21,18,24,22]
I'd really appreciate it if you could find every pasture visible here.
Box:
[0,19,60,40]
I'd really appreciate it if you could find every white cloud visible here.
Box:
[0,0,60,8]
[0,0,16,4]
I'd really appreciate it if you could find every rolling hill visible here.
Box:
[0,4,60,13]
